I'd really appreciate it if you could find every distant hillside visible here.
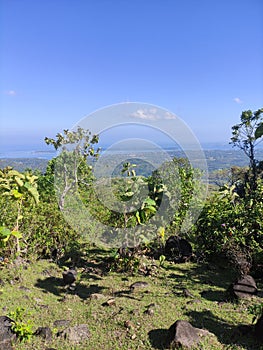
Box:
[0,158,49,173]
[1,149,263,176]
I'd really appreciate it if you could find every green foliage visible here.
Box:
[0,167,39,204]
[158,254,166,268]
[8,307,33,342]
[0,226,22,248]
[45,127,100,211]
[248,302,263,323]
[231,108,263,190]
[108,248,140,273]
[151,157,205,236]
[20,200,77,257]
[0,167,39,255]
[194,181,263,260]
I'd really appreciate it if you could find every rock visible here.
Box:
[167,320,213,349]
[62,269,77,285]
[34,327,52,341]
[124,320,135,329]
[130,281,149,291]
[182,289,194,298]
[228,275,258,299]
[164,236,192,263]
[90,293,105,300]
[58,324,90,344]
[102,298,116,307]
[144,303,156,316]
[53,320,71,328]
[19,286,31,293]
[255,314,263,343]
[0,316,16,350]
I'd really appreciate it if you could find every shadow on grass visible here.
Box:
[148,328,169,349]
[199,289,228,302]
[35,277,106,300]
[166,262,236,290]
[186,309,260,350]
[58,245,110,272]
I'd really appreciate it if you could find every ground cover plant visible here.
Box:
[0,108,263,349]
[0,250,263,350]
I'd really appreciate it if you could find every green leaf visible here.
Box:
[11,230,23,239]
[135,211,141,224]
[8,170,22,177]
[143,198,156,206]
[124,191,134,198]
[255,123,263,139]
[0,226,12,238]
[27,187,39,204]
[15,176,24,187]
[10,189,23,199]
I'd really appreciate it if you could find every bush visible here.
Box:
[194,183,263,265]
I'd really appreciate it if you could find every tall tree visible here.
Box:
[45,127,100,210]
[230,108,263,190]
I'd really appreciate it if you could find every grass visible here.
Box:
[0,249,263,350]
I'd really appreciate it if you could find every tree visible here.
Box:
[230,108,263,190]
[45,127,100,211]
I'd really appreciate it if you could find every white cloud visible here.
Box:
[4,90,17,96]
[130,108,176,121]
[233,97,243,104]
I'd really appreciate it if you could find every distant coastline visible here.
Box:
[1,143,263,175]
[0,141,234,160]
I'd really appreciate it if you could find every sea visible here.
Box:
[0,142,233,160]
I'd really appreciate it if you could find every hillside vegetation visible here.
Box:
[1,108,263,349]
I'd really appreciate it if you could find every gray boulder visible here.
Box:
[62,269,77,285]
[164,236,192,263]
[58,324,90,344]
[0,316,16,350]
[167,320,213,349]
[228,275,257,299]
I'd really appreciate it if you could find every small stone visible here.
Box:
[144,308,154,316]
[124,320,135,329]
[130,281,149,291]
[144,303,156,316]
[90,293,105,300]
[53,320,71,328]
[68,283,76,291]
[130,309,139,315]
[102,298,116,307]
[183,289,194,298]
[19,286,31,293]
[186,299,201,305]
[34,327,52,341]
[131,334,136,340]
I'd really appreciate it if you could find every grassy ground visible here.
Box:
[0,249,263,350]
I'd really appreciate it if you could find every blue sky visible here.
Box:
[0,0,262,150]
